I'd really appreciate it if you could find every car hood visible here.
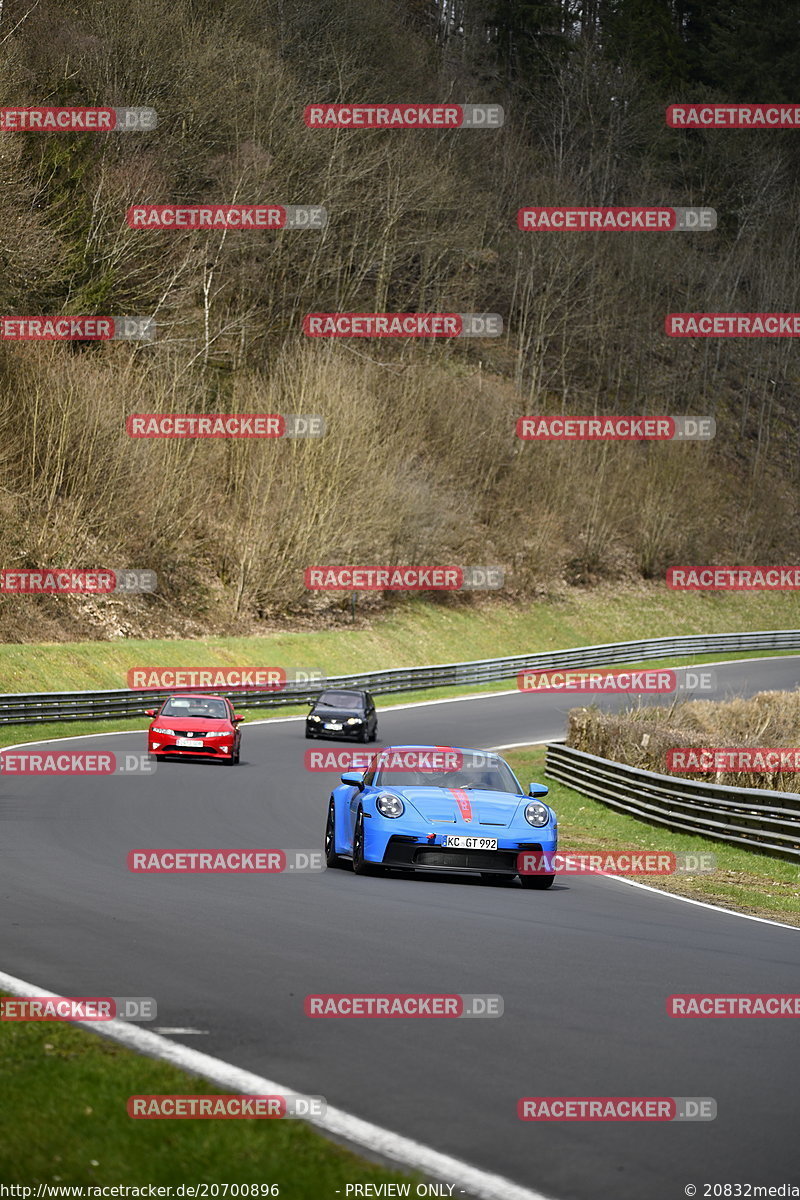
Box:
[396,787,528,827]
[152,716,231,731]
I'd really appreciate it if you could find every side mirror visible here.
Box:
[529,783,549,797]
[232,715,245,723]
[340,771,364,789]
[307,699,316,706]
[144,709,157,717]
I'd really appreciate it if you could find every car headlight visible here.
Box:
[346,717,363,724]
[524,802,551,827]
[203,731,229,738]
[151,727,175,735]
[308,715,322,722]
[375,793,404,818]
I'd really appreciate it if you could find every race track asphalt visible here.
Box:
[2,655,799,1199]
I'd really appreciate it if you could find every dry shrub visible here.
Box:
[567,691,800,792]
[0,0,799,637]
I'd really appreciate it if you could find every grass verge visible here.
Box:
[0,648,797,751]
[0,1007,420,1190]
[0,646,795,751]
[504,747,800,927]
[2,585,800,695]
[0,646,788,751]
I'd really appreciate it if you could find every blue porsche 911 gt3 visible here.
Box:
[324,745,558,888]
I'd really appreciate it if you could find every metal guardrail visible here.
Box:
[1,627,799,726]
[545,742,800,862]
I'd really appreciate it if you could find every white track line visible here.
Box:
[0,688,524,751]
[1,667,795,1189]
[0,969,554,1200]
[489,740,557,751]
[3,657,796,748]
[595,874,800,930]
[483,742,800,933]
[2,732,796,932]
[152,1027,209,1035]
[3,653,797,748]
[2,671,797,940]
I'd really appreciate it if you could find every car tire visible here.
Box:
[359,726,370,743]
[370,725,378,742]
[519,873,556,890]
[352,809,378,875]
[325,800,344,868]
[305,728,314,739]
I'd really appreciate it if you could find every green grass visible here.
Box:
[0,646,793,751]
[1,585,798,748]
[0,1007,420,1189]
[505,747,800,926]
[2,584,799,695]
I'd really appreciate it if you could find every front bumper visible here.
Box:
[306,722,364,740]
[149,737,234,759]
[376,832,557,876]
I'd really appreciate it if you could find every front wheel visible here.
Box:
[325,800,344,868]
[519,873,555,890]
[352,809,378,875]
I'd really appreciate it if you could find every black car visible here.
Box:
[305,689,378,742]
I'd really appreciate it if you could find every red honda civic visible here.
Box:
[146,693,244,764]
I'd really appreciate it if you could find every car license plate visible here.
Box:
[444,836,498,850]
[325,722,342,730]
[176,737,202,747]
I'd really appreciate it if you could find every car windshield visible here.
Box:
[315,691,363,710]
[375,759,522,794]
[161,697,229,720]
